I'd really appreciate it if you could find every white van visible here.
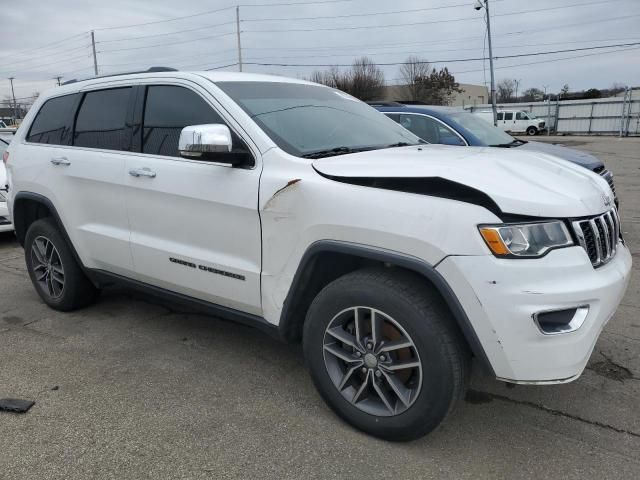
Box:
[474,109,546,136]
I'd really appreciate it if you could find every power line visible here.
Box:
[242,3,473,22]
[91,0,356,32]
[245,11,640,34]
[98,21,236,44]
[1,44,91,69]
[242,42,640,67]
[0,53,90,75]
[243,0,617,22]
[98,32,236,53]
[0,32,89,62]
[453,45,640,75]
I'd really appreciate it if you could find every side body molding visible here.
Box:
[279,240,494,374]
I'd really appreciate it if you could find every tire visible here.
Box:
[24,217,98,311]
[526,126,538,136]
[303,267,469,441]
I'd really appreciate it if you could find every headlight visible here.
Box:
[479,221,573,258]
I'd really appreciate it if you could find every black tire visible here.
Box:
[24,217,98,311]
[526,126,538,136]
[303,267,469,441]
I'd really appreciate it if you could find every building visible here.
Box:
[381,83,489,107]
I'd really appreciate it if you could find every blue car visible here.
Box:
[371,102,616,201]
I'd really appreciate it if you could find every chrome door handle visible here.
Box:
[50,156,71,166]
[129,167,156,178]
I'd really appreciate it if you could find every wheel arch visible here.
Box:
[12,192,84,268]
[279,240,494,375]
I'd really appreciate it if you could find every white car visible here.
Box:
[1,136,13,232]
[4,69,631,441]
[473,108,546,136]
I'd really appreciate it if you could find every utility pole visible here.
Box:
[54,76,63,86]
[8,77,18,123]
[91,30,99,76]
[476,1,497,126]
[236,6,243,72]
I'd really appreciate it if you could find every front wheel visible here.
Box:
[526,126,538,136]
[303,268,469,441]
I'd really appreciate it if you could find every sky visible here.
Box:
[1,0,639,104]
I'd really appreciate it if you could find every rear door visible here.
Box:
[124,83,262,314]
[23,88,134,275]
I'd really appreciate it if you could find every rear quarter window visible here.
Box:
[26,94,80,145]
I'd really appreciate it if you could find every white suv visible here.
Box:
[4,70,631,441]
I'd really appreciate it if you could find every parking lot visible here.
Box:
[0,135,638,479]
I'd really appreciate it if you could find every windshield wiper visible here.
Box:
[382,142,418,148]
[491,139,526,148]
[301,146,373,159]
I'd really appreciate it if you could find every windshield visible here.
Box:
[447,112,516,146]
[216,81,421,157]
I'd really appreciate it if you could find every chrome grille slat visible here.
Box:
[572,208,620,268]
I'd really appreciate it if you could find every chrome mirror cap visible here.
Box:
[178,124,232,158]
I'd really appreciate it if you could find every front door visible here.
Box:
[124,84,262,315]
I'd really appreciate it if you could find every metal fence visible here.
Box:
[465,88,640,136]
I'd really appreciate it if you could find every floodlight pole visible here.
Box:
[478,1,498,126]
[236,6,243,72]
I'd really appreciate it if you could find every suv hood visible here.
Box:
[517,141,603,171]
[312,145,614,218]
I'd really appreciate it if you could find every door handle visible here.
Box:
[129,167,156,178]
[50,156,71,166]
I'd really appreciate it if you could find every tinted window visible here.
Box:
[74,88,131,150]
[504,112,514,121]
[496,112,503,121]
[142,86,225,157]
[27,94,79,145]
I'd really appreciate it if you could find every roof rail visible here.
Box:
[61,66,177,85]
[366,101,405,107]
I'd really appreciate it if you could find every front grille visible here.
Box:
[539,121,545,128]
[599,169,616,197]
[572,209,620,267]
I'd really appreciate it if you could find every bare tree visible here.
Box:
[399,56,432,101]
[496,79,516,102]
[309,57,385,101]
[349,57,385,101]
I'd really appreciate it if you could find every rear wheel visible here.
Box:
[25,218,98,311]
[303,268,469,441]
[526,126,538,136]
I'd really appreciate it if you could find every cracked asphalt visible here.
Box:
[1,136,639,479]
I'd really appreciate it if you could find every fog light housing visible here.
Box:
[533,306,589,335]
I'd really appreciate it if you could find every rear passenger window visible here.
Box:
[27,94,79,145]
[74,88,131,151]
[142,86,225,157]
[504,112,513,121]
[496,112,504,121]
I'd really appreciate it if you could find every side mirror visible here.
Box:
[179,123,232,158]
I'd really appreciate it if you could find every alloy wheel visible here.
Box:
[30,236,65,299]
[322,306,423,416]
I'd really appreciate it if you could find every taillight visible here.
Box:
[2,151,8,164]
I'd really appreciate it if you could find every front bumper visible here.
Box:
[437,243,631,383]
[0,201,13,232]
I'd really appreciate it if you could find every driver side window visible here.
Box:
[142,85,249,159]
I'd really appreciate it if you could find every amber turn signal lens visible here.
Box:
[479,228,510,256]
